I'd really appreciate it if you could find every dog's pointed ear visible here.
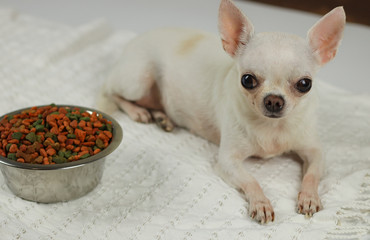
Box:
[308,7,346,66]
[218,0,254,57]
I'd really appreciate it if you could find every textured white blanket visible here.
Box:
[0,8,369,240]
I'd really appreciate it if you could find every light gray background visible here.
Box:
[2,0,369,94]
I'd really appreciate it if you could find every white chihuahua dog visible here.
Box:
[99,0,345,223]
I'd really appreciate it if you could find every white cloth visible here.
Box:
[0,8,369,240]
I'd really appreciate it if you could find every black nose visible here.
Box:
[264,95,285,113]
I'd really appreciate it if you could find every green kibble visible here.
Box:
[11,132,23,140]
[50,111,59,115]
[36,135,42,142]
[25,132,36,143]
[32,119,43,127]
[64,150,72,158]
[6,144,12,152]
[52,156,67,164]
[7,115,14,120]
[67,134,76,139]
[80,117,90,122]
[45,132,54,139]
[7,153,16,161]
[50,103,56,107]
[68,114,78,120]
[58,151,65,157]
[106,124,112,132]
[99,124,106,130]
[35,124,44,132]
[80,153,90,159]
[38,114,43,119]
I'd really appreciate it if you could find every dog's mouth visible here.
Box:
[263,113,284,119]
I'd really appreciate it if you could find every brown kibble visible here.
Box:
[34,156,43,164]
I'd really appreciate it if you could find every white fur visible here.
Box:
[98,0,345,224]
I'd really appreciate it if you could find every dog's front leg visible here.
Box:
[216,141,274,223]
[296,147,324,216]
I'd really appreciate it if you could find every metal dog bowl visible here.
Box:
[0,105,122,203]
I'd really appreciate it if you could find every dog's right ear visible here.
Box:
[218,0,254,57]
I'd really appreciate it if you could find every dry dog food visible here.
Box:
[0,104,113,164]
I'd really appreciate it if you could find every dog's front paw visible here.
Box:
[249,197,275,224]
[297,191,322,217]
[129,107,152,124]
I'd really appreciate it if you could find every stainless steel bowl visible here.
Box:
[0,105,122,203]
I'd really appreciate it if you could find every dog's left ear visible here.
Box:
[308,7,346,66]
[218,0,254,57]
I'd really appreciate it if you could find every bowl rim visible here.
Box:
[0,104,123,170]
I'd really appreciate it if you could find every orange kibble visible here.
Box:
[0,150,6,157]
[43,157,49,165]
[46,148,56,156]
[103,131,112,139]
[66,145,74,150]
[50,126,59,134]
[75,128,86,142]
[40,148,47,157]
[93,148,101,155]
[98,132,109,142]
[17,158,25,163]
[59,107,67,114]
[70,120,78,128]
[78,151,89,157]
[31,152,39,159]
[22,140,32,145]
[9,144,18,153]
[81,146,89,152]
[63,121,70,127]
[82,141,95,146]
[73,147,81,153]
[8,139,20,144]
[78,120,86,128]
[93,121,103,128]
[57,134,67,143]
[49,121,58,128]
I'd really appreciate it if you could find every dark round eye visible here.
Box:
[295,78,312,93]
[241,74,258,90]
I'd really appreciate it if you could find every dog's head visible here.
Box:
[218,0,345,119]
